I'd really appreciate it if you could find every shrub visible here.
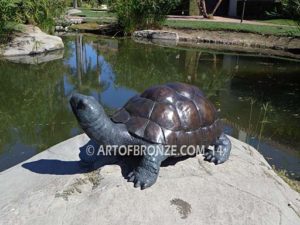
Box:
[0,0,18,28]
[110,0,180,34]
[267,0,300,22]
[16,0,67,32]
[281,0,300,21]
[0,0,66,33]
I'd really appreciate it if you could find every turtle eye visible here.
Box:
[77,100,86,110]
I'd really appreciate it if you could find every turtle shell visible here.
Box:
[112,82,222,148]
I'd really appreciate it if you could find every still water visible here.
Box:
[0,35,299,179]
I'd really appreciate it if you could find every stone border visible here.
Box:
[132,29,300,60]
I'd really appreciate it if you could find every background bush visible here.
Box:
[281,0,300,21]
[0,0,66,34]
[267,0,300,22]
[110,0,180,34]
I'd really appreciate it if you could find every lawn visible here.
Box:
[164,20,300,37]
[257,19,299,26]
[71,8,117,23]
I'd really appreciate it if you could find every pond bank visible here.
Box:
[0,134,299,225]
[133,28,300,60]
[0,25,64,63]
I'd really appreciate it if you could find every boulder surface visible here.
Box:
[0,134,299,225]
[0,25,64,57]
[133,30,179,41]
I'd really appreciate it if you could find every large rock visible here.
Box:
[0,25,64,57]
[133,30,179,41]
[0,134,299,225]
[6,49,64,64]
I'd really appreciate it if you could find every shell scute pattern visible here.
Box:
[111,83,221,149]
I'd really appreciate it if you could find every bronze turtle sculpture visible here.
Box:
[70,82,231,189]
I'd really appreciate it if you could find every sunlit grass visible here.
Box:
[74,8,116,18]
[71,8,117,24]
[273,166,300,193]
[257,19,299,26]
[164,20,300,37]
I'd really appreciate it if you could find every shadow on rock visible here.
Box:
[22,139,119,175]
[22,139,191,178]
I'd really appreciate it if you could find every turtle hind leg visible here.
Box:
[204,133,231,165]
[127,144,167,190]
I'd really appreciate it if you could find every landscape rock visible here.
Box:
[0,134,299,225]
[133,30,179,42]
[132,28,300,60]
[5,49,64,64]
[0,25,64,57]
[55,25,65,32]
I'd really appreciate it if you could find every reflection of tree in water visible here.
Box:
[2,34,298,164]
[98,39,300,150]
[217,56,300,149]
[65,35,104,94]
[0,59,76,154]
[102,39,232,97]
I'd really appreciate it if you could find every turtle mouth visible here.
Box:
[70,93,89,116]
[70,93,87,111]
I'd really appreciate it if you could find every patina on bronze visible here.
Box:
[70,82,231,189]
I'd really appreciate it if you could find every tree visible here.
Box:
[212,0,223,16]
[197,0,208,18]
[197,0,224,18]
[73,0,78,8]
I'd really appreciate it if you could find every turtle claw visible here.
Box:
[127,165,159,190]
[204,134,231,165]
[205,154,212,161]
[127,171,134,178]
[128,175,135,182]
[141,183,149,190]
[134,181,141,188]
[204,150,218,164]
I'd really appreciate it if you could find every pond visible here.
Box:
[0,34,299,180]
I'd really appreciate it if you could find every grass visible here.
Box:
[70,22,100,31]
[164,20,300,37]
[273,166,300,193]
[257,19,299,26]
[72,8,117,24]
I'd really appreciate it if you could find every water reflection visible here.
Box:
[0,35,299,178]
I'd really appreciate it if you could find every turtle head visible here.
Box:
[70,93,104,127]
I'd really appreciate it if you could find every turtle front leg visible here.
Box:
[204,133,231,164]
[127,144,167,190]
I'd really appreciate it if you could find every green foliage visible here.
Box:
[281,0,300,21]
[110,0,180,34]
[0,0,66,34]
[267,0,300,22]
[0,0,20,43]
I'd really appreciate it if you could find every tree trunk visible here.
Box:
[212,0,223,16]
[73,0,78,9]
[75,35,83,88]
[197,0,208,18]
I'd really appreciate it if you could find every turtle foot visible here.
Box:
[127,161,160,190]
[204,133,231,165]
